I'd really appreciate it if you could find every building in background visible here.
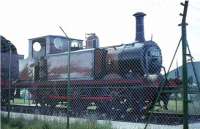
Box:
[168,61,200,86]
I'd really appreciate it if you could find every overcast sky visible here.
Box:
[0,0,199,70]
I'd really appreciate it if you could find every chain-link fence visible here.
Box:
[1,36,200,129]
[2,81,200,129]
[1,5,200,128]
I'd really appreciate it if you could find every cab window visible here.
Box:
[50,37,69,54]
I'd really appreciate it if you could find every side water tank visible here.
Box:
[85,33,99,49]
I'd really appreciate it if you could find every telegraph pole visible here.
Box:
[179,1,189,129]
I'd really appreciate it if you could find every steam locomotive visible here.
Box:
[1,35,19,104]
[1,12,180,118]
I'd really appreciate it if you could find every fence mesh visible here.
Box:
[1,38,200,129]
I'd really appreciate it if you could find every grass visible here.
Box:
[168,99,200,114]
[1,115,115,129]
[11,98,33,105]
[167,100,183,113]
[153,99,200,115]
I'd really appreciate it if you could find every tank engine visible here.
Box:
[3,12,179,119]
[15,12,166,112]
[1,35,19,105]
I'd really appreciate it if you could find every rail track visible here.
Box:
[2,104,200,125]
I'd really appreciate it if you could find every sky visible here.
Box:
[0,0,199,70]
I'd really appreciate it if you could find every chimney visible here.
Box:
[133,12,146,42]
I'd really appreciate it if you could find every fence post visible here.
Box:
[179,1,189,129]
[24,89,26,104]
[28,90,31,105]
[7,42,12,120]
[66,37,71,129]
[59,26,72,129]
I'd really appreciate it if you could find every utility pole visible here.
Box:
[59,26,71,129]
[179,1,189,129]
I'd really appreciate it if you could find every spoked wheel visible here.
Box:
[1,99,9,106]
[72,99,89,117]
[109,90,130,120]
[38,96,47,107]
[1,89,11,106]
[121,88,153,122]
[95,101,112,119]
[47,100,58,108]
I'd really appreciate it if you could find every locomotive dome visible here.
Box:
[85,33,99,49]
